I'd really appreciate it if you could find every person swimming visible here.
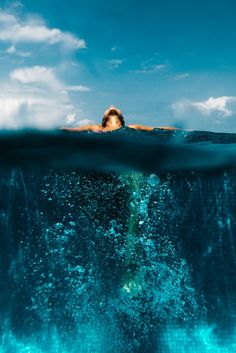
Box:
[61,105,177,132]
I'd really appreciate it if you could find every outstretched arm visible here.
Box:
[60,125,102,132]
[128,124,179,131]
[128,124,154,131]
[157,126,180,130]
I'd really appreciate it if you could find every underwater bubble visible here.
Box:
[148,173,160,186]
[217,220,224,229]
[109,220,117,228]
[55,223,63,230]
[61,236,68,243]
[69,221,76,227]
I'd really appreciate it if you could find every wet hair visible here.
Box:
[102,113,125,127]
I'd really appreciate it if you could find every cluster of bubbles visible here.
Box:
[3,165,236,352]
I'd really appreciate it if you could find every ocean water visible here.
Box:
[1,127,236,352]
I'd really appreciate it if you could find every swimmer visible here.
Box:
[61,105,177,132]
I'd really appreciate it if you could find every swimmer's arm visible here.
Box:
[128,124,155,131]
[157,126,180,130]
[60,125,102,132]
[128,124,180,131]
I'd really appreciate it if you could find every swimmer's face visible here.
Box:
[102,105,125,127]
[104,105,122,118]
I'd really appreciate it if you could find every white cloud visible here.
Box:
[0,92,72,129]
[0,7,89,129]
[0,13,16,24]
[66,113,77,124]
[173,73,190,80]
[0,65,91,129]
[65,115,95,126]
[151,64,167,71]
[66,85,91,92]
[75,119,95,126]
[10,66,61,89]
[5,45,31,57]
[111,46,120,52]
[131,64,168,74]
[6,45,16,53]
[0,11,86,50]
[171,96,236,118]
[108,59,124,68]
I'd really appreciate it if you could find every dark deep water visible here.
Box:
[1,127,236,352]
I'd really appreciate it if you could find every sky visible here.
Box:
[0,0,235,131]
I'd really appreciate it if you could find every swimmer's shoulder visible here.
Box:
[60,124,103,132]
[88,124,104,132]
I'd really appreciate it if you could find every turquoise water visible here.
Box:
[1,128,236,352]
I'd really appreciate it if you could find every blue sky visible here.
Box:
[0,0,235,131]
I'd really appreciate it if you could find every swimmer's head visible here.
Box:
[102,105,125,127]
